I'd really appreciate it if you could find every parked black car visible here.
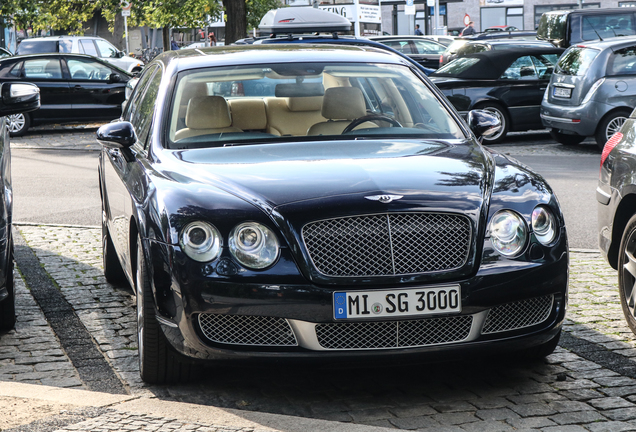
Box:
[0,53,131,136]
[430,47,565,143]
[598,113,636,336]
[0,82,40,329]
[98,44,568,384]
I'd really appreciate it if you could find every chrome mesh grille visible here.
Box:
[315,315,473,349]
[482,295,554,334]
[302,213,471,277]
[198,314,297,346]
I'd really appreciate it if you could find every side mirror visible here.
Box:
[467,109,501,141]
[108,73,122,84]
[97,121,137,149]
[0,83,40,117]
[117,50,125,58]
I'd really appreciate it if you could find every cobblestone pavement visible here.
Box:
[2,129,631,431]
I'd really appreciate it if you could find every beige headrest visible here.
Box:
[321,87,366,120]
[185,96,232,130]
[229,99,267,130]
[287,96,323,112]
[181,82,209,102]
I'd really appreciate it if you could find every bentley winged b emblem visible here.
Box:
[365,194,403,203]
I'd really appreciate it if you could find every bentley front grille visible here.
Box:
[198,313,298,346]
[315,315,473,349]
[302,213,471,277]
[481,295,554,334]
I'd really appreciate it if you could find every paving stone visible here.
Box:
[585,421,636,432]
[549,410,607,424]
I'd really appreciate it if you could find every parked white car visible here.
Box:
[16,36,143,74]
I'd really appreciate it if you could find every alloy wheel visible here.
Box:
[6,114,25,134]
[606,115,627,141]
[622,228,636,321]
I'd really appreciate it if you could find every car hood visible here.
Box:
[168,139,491,213]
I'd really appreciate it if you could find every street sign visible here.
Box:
[122,10,131,16]
[463,13,470,26]
[121,0,131,16]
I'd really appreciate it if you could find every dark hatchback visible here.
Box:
[598,113,636,337]
[0,53,131,136]
[430,47,565,143]
[98,44,568,384]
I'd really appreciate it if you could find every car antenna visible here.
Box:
[583,17,603,41]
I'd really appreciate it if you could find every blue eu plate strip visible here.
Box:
[334,292,347,319]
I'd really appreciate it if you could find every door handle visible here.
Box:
[73,85,82,89]
[539,87,546,91]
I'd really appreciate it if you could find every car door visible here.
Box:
[19,57,71,121]
[495,55,549,130]
[102,65,160,262]
[65,56,127,121]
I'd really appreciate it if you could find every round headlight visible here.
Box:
[532,206,557,245]
[489,210,527,257]
[180,221,222,262]
[229,222,279,269]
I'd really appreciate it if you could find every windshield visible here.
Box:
[555,47,599,76]
[167,62,464,149]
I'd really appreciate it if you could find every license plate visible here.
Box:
[333,286,461,319]
[553,87,572,98]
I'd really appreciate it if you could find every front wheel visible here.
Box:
[476,103,509,144]
[596,109,631,151]
[102,212,127,286]
[6,113,30,137]
[136,237,192,384]
[618,214,636,335]
[549,129,585,146]
[0,240,15,331]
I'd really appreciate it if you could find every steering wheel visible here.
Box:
[342,114,403,134]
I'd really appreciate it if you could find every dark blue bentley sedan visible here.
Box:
[97,44,568,384]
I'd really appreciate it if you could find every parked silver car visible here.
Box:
[541,37,636,149]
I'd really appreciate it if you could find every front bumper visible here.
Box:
[145,226,569,362]
[541,99,612,137]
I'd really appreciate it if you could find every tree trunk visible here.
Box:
[162,26,170,51]
[225,0,247,44]
[113,11,124,50]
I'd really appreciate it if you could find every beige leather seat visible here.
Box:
[265,96,326,136]
[307,87,375,136]
[174,96,242,141]
[228,99,267,132]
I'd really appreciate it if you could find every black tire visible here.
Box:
[549,129,585,146]
[102,212,127,285]
[0,240,16,331]
[6,113,30,137]
[618,214,636,335]
[596,109,632,151]
[136,237,192,384]
[476,103,509,144]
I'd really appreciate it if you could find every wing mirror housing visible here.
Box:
[467,109,501,141]
[0,83,40,117]
[108,73,122,84]
[97,121,137,149]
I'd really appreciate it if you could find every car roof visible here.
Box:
[162,44,411,71]
[469,39,553,46]
[434,46,565,79]
[20,36,104,41]
[460,31,538,41]
[543,7,627,17]
[569,35,636,50]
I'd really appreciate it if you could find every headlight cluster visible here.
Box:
[180,221,279,269]
[488,205,557,257]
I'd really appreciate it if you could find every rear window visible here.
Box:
[433,57,480,76]
[608,45,636,76]
[446,39,468,55]
[555,47,599,76]
[577,14,636,41]
[459,44,489,55]
[15,39,72,55]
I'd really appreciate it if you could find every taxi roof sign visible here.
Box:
[259,8,352,34]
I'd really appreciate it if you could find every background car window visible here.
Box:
[16,40,57,55]
[123,65,158,122]
[412,40,446,55]
[555,47,600,76]
[501,56,538,80]
[79,40,99,57]
[608,45,636,76]
[67,58,113,80]
[59,40,72,53]
[23,59,63,79]
[95,40,118,58]
[131,69,162,147]
[383,41,414,54]
[460,44,489,55]
[580,14,636,40]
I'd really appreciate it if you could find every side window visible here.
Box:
[23,59,63,79]
[59,40,73,53]
[608,45,636,76]
[500,56,538,80]
[67,58,113,80]
[532,55,557,79]
[79,39,98,57]
[122,65,158,122]
[95,40,118,58]
[131,69,162,147]
[384,40,413,54]
[413,40,445,55]
[0,62,22,78]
